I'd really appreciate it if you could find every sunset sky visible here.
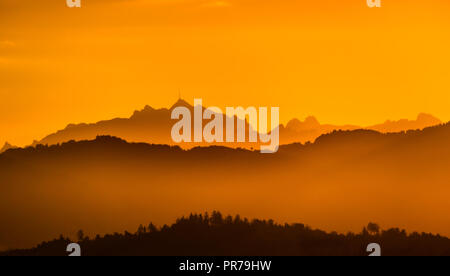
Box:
[1,0,450,146]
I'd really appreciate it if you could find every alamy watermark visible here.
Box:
[171,99,280,153]
[65,242,380,256]
[66,0,81,8]
[367,0,381,8]
[67,243,81,256]
[367,243,381,256]
[66,1,381,9]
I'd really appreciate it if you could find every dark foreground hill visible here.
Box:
[2,212,450,256]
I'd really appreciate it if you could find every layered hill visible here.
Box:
[34,100,442,148]
[1,123,450,249]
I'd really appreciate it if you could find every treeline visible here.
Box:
[3,212,450,256]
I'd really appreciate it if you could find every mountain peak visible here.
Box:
[170,98,192,110]
[286,116,321,131]
[369,113,442,133]
[130,105,157,119]
[143,105,155,111]
[417,113,442,125]
[304,116,320,126]
[1,142,16,153]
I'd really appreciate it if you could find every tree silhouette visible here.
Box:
[148,223,157,233]
[77,230,84,242]
[367,223,380,235]
[3,212,450,256]
[137,224,146,235]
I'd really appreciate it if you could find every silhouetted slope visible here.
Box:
[35,100,443,148]
[3,212,450,256]
[369,113,442,133]
[282,113,442,144]
[283,116,359,144]
[0,142,16,154]
[1,124,450,250]
[37,99,265,150]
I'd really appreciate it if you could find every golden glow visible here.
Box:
[1,0,450,146]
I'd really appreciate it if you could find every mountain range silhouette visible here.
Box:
[15,99,441,152]
[0,142,16,153]
[1,122,450,250]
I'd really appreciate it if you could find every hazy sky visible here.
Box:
[1,0,450,146]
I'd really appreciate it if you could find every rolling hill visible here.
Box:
[1,123,450,250]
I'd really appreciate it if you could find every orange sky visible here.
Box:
[1,0,450,146]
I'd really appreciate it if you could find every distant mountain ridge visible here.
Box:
[32,100,442,149]
[36,99,265,150]
[369,113,442,133]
